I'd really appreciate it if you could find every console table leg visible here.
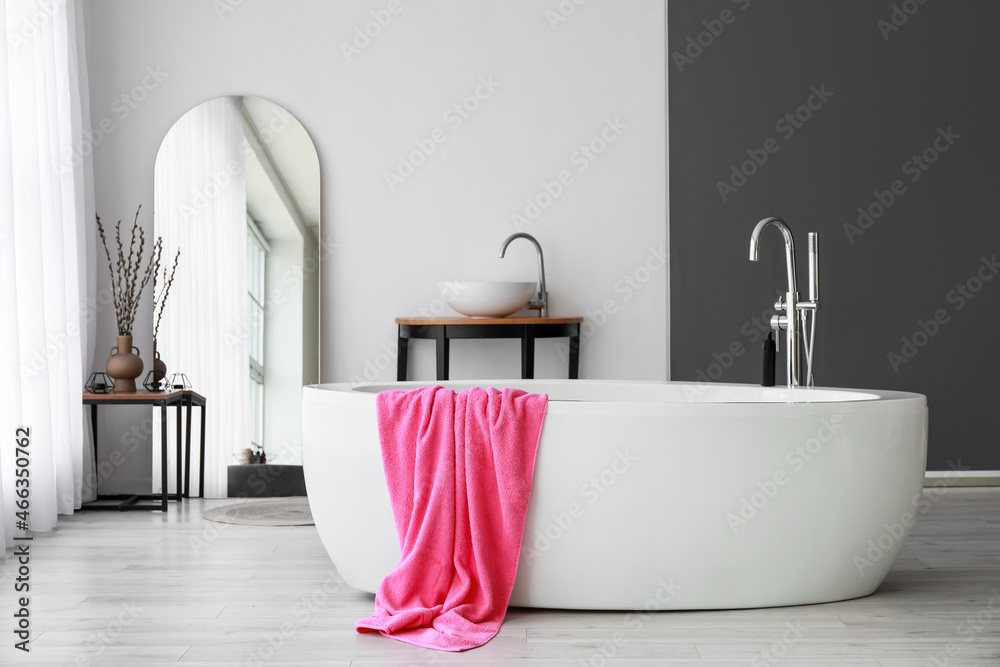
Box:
[435,328,450,381]
[184,398,192,498]
[159,404,168,512]
[397,333,409,381]
[174,402,183,502]
[90,404,98,467]
[198,403,206,498]
[521,326,536,379]
[569,330,581,380]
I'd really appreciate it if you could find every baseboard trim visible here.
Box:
[924,470,1000,487]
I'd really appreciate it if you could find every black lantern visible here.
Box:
[166,373,192,390]
[143,369,167,392]
[85,372,115,394]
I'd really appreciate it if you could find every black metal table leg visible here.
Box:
[569,326,581,380]
[397,331,409,381]
[174,400,183,502]
[159,401,168,512]
[521,326,536,379]
[435,327,450,381]
[90,404,98,466]
[184,396,193,498]
[198,400,206,498]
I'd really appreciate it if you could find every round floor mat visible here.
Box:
[203,497,314,526]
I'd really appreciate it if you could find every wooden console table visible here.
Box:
[81,389,206,511]
[396,316,583,381]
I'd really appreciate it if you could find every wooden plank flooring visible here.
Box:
[0,488,997,665]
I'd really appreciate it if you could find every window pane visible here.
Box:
[250,304,264,364]
[249,305,257,363]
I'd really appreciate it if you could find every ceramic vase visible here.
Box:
[153,342,167,379]
[106,335,143,393]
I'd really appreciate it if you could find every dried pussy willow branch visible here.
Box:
[154,248,180,341]
[95,206,161,336]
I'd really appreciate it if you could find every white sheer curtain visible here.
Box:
[0,0,94,549]
[153,96,248,498]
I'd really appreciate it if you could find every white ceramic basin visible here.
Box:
[439,281,536,318]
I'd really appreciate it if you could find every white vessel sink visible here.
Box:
[440,281,536,318]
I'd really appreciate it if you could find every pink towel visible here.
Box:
[356,385,548,651]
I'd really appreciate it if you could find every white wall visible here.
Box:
[85,0,667,492]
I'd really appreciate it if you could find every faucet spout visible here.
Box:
[749,217,797,295]
[748,216,820,389]
[499,232,548,317]
[748,217,804,388]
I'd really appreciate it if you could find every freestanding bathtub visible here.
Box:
[302,380,927,610]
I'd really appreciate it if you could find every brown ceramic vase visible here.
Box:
[105,335,143,393]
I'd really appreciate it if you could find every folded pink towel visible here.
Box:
[356,385,548,651]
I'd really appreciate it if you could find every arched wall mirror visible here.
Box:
[153,96,320,496]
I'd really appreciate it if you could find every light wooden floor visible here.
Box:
[0,488,997,665]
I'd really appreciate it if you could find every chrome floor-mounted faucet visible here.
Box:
[748,217,819,387]
[499,232,548,317]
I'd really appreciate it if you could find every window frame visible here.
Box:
[247,214,269,450]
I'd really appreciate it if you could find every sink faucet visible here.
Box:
[499,232,548,317]
[749,217,819,387]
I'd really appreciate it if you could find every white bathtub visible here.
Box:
[301,380,927,610]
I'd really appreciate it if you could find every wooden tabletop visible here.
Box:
[396,316,584,325]
[83,389,206,403]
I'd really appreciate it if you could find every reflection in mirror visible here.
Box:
[153,96,319,496]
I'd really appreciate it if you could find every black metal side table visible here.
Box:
[395,316,583,381]
[81,389,206,511]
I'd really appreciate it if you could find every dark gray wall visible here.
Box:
[669,1,1000,470]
